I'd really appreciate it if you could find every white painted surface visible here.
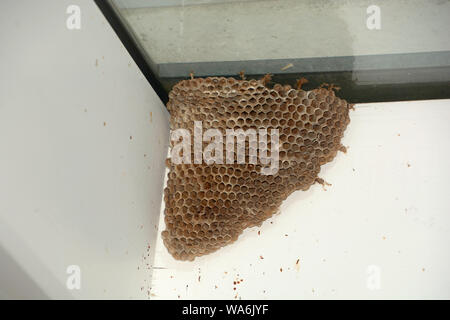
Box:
[151,99,450,300]
[0,0,169,299]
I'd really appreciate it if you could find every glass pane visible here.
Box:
[107,0,450,102]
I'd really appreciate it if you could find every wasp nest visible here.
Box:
[162,76,351,261]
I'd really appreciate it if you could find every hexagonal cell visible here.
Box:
[163,76,351,261]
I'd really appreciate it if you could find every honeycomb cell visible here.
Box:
[163,76,352,261]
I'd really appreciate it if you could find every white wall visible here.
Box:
[151,99,450,300]
[0,0,169,299]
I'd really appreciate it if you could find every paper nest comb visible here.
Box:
[162,75,352,261]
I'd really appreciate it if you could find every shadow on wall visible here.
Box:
[0,218,73,299]
[0,243,49,299]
